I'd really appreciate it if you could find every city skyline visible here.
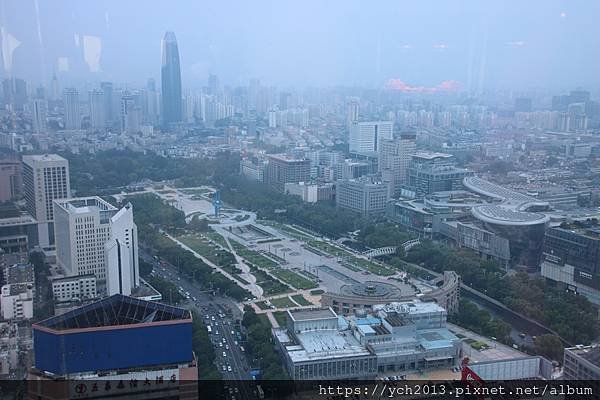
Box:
[1,0,600,91]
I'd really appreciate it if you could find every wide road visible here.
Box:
[140,249,257,400]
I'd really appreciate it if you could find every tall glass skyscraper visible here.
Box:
[161,31,182,127]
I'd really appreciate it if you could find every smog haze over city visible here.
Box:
[2,0,600,90]
[1,1,600,398]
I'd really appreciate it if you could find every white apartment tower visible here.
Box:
[349,121,393,154]
[22,154,70,248]
[105,203,139,296]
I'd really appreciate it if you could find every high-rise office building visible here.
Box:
[346,97,359,129]
[100,81,114,126]
[146,78,159,125]
[2,78,27,111]
[349,121,393,154]
[88,89,105,130]
[248,78,260,112]
[22,154,70,248]
[0,157,21,202]
[265,154,311,191]
[105,203,139,296]
[208,73,219,96]
[62,88,81,130]
[336,178,390,217]
[279,91,291,110]
[32,98,48,133]
[378,132,417,196]
[53,197,117,281]
[120,93,141,133]
[406,152,473,198]
[50,73,60,101]
[161,31,182,127]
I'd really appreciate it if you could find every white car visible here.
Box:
[222,351,227,357]
[227,366,232,372]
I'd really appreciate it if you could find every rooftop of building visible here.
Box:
[549,220,600,240]
[51,273,96,283]
[3,263,34,284]
[464,176,551,226]
[374,300,447,315]
[384,312,411,327]
[288,308,337,322]
[277,326,372,363]
[411,151,454,160]
[22,154,67,163]
[417,328,458,351]
[566,345,600,367]
[33,294,190,332]
[53,196,117,215]
[267,153,309,162]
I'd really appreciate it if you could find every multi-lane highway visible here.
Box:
[140,249,258,400]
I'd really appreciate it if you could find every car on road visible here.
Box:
[223,351,227,357]
[228,366,232,372]
[222,365,226,371]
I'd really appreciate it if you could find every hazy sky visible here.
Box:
[1,0,599,91]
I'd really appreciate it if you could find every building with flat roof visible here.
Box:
[29,294,197,398]
[51,274,97,303]
[336,178,389,217]
[0,158,21,202]
[54,197,116,281]
[22,154,70,249]
[274,300,461,379]
[54,198,139,293]
[406,152,473,199]
[265,154,310,191]
[378,133,417,196]
[274,307,378,380]
[541,221,600,305]
[349,121,393,154]
[564,345,600,380]
[0,263,34,320]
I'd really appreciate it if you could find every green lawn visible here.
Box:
[177,234,235,267]
[249,266,291,296]
[273,311,288,326]
[291,294,312,306]
[308,240,354,258]
[181,188,212,195]
[351,258,395,276]
[270,269,317,290]
[230,240,278,270]
[270,297,297,308]
[256,301,270,310]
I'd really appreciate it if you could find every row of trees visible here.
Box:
[128,194,252,301]
[191,311,222,380]
[218,175,364,238]
[448,299,511,341]
[406,241,600,345]
[65,150,241,196]
[242,306,288,380]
